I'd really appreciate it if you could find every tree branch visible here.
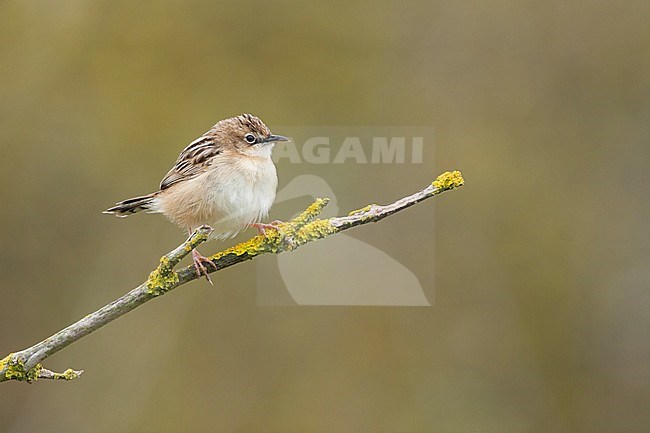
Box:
[0,170,465,383]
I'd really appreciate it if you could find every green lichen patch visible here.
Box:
[26,363,42,382]
[433,170,465,191]
[1,354,42,382]
[3,355,25,381]
[1,354,15,379]
[190,231,210,246]
[291,198,329,227]
[211,233,278,261]
[146,256,179,296]
[52,368,81,380]
[293,220,338,246]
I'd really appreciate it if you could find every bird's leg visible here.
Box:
[251,220,284,236]
[187,228,217,285]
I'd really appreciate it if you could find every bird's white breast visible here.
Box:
[202,155,277,238]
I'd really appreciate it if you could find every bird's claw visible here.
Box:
[192,249,217,285]
[252,220,284,236]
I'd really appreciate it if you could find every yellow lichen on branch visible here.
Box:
[433,170,465,190]
[1,354,42,383]
[210,234,273,260]
[49,368,82,380]
[146,256,179,296]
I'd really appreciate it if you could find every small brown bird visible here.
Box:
[105,114,288,283]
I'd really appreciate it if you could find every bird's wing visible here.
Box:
[159,135,223,190]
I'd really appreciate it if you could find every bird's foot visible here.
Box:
[251,220,284,236]
[192,249,217,285]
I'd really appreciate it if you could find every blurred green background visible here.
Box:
[1,1,649,432]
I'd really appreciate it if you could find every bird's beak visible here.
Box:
[264,134,290,143]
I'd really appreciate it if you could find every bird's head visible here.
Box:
[209,113,289,158]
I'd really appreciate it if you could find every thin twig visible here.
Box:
[0,170,464,383]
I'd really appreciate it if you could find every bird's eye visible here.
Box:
[244,133,257,144]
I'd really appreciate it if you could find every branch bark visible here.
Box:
[0,170,465,383]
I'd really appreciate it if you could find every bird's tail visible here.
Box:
[104,193,157,217]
